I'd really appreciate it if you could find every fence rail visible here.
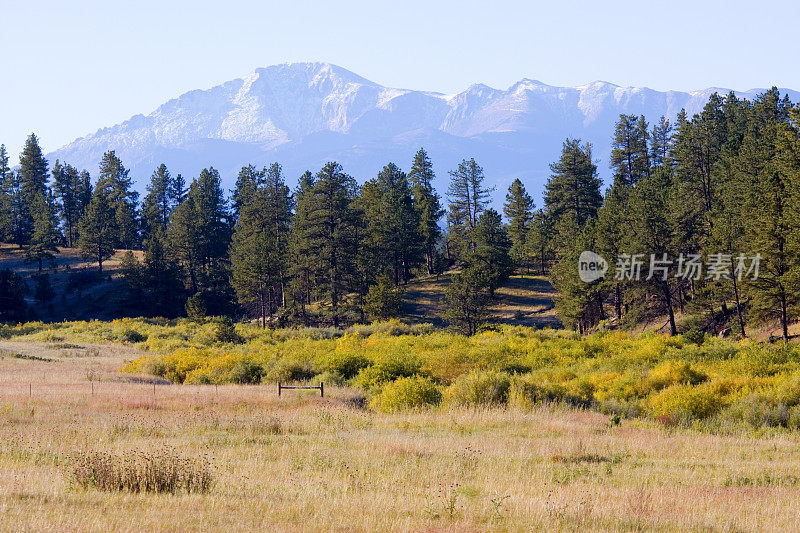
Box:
[278,382,324,397]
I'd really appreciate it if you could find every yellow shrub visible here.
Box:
[648,383,725,419]
[369,376,442,413]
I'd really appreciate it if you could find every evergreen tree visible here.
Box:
[231,164,261,222]
[262,163,293,306]
[364,273,404,321]
[359,162,423,285]
[52,161,83,247]
[503,178,534,270]
[543,139,602,227]
[287,171,317,323]
[650,116,673,170]
[169,173,187,205]
[78,186,116,274]
[743,89,798,340]
[447,158,493,260]
[17,133,49,244]
[230,163,292,327]
[96,151,138,249]
[26,189,60,271]
[141,230,185,317]
[627,170,678,335]
[526,208,554,275]
[306,162,360,327]
[467,208,513,297]
[408,148,444,275]
[168,168,233,315]
[442,266,491,335]
[610,114,650,186]
[549,215,605,333]
[0,269,27,322]
[76,170,92,219]
[0,145,13,242]
[141,164,174,240]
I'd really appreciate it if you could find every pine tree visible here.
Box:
[306,162,360,327]
[650,116,673,170]
[503,178,534,270]
[141,164,174,240]
[17,134,49,244]
[525,208,554,275]
[287,171,317,323]
[610,115,650,186]
[359,162,423,285]
[364,273,404,321]
[26,189,61,271]
[141,229,185,318]
[442,266,491,335]
[0,144,13,242]
[408,148,444,275]
[262,163,293,306]
[627,170,678,335]
[549,215,605,333]
[543,139,602,227]
[230,163,292,327]
[96,151,138,249]
[52,161,83,247]
[467,208,513,297]
[742,89,798,340]
[231,188,277,328]
[168,168,232,315]
[447,158,493,260]
[231,164,261,222]
[169,173,187,205]
[78,186,116,274]
[0,269,28,322]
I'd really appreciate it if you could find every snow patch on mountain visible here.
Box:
[48,62,800,203]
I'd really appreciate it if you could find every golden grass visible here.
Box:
[0,340,799,531]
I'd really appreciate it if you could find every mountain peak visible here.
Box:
[48,64,800,208]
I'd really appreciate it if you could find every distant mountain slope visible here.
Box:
[48,62,800,201]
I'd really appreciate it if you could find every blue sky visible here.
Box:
[2,0,799,163]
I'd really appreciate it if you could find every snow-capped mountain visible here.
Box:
[48,62,800,201]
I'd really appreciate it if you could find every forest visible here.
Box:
[1,87,799,340]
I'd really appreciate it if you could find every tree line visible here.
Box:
[2,87,799,337]
[0,140,516,332]
[544,88,800,340]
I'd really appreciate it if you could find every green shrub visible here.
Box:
[315,351,371,380]
[214,317,242,344]
[120,329,147,343]
[682,327,705,346]
[369,376,442,413]
[228,359,263,384]
[267,359,315,383]
[445,370,511,407]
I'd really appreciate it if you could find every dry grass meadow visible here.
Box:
[1,340,800,531]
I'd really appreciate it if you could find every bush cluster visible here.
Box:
[9,319,800,428]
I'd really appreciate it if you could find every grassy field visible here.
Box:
[1,334,800,531]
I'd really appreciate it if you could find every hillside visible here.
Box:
[404,273,561,329]
[0,244,137,322]
[1,244,560,327]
